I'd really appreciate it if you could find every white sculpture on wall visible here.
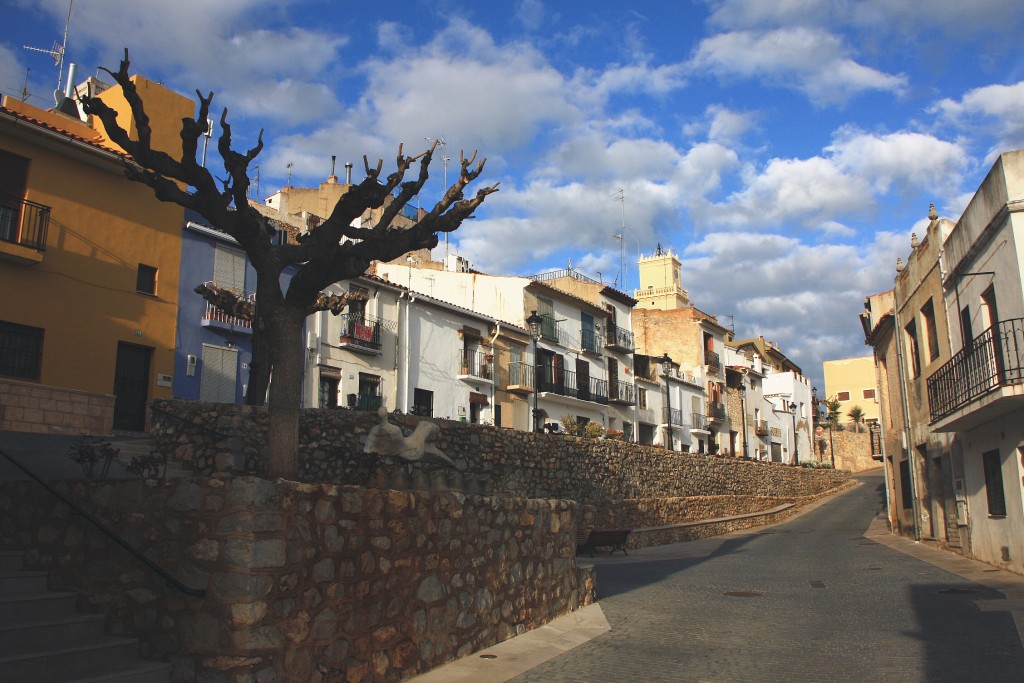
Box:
[364,407,455,467]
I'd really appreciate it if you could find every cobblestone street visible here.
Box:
[510,472,1024,683]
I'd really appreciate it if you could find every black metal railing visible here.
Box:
[691,412,709,430]
[663,407,684,426]
[536,367,608,404]
[529,269,601,285]
[927,318,1024,422]
[609,379,636,404]
[0,447,205,597]
[349,393,383,411]
[604,323,634,352]
[704,349,721,369]
[460,349,493,380]
[340,314,385,351]
[409,404,433,417]
[507,361,535,390]
[0,194,50,252]
[755,419,770,436]
[706,402,727,420]
[580,328,600,353]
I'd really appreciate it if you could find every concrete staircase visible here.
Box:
[0,550,170,683]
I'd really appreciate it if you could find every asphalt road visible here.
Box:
[511,472,1024,683]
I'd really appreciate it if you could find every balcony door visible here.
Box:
[0,149,28,242]
[576,358,590,400]
[608,357,619,400]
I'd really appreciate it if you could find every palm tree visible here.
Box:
[848,405,865,432]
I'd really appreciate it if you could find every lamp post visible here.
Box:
[789,401,799,466]
[661,352,674,451]
[737,382,747,458]
[526,310,544,433]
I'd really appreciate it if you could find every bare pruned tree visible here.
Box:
[82,50,498,478]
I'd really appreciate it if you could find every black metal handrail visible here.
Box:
[604,323,634,352]
[340,314,385,351]
[460,349,493,379]
[691,412,709,430]
[0,447,205,597]
[705,349,721,369]
[609,379,636,404]
[507,361,535,390]
[663,407,684,426]
[536,367,608,404]
[580,328,600,353]
[927,318,1024,422]
[706,402,727,420]
[0,193,50,252]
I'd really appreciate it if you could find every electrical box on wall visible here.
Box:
[186,355,197,376]
[156,374,173,388]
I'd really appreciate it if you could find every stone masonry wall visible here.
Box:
[150,400,850,504]
[0,477,592,683]
[817,427,877,473]
[0,377,114,435]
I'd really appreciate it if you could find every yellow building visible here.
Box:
[0,75,193,434]
[634,244,690,310]
[823,355,880,425]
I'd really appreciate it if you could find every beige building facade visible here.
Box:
[823,355,881,425]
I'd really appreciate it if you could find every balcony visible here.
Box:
[927,318,1024,430]
[338,314,386,354]
[609,379,636,405]
[663,407,685,426]
[754,419,770,436]
[604,323,634,353]
[636,407,657,424]
[706,401,727,425]
[580,328,601,355]
[691,412,710,432]
[459,349,494,383]
[506,361,535,394]
[201,285,255,335]
[704,349,721,370]
[536,367,608,405]
[0,194,50,264]
[347,393,383,411]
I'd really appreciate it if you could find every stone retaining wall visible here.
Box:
[151,401,850,503]
[0,378,114,435]
[0,477,592,683]
[816,428,878,473]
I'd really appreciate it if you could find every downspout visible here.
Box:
[488,323,501,424]
[892,286,922,541]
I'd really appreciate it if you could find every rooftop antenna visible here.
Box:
[286,162,294,187]
[23,0,74,92]
[21,68,30,102]
[611,188,626,290]
[425,135,450,262]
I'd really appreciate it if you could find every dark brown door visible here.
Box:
[113,342,152,431]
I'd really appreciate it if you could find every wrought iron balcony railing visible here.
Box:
[349,393,383,411]
[755,419,770,436]
[507,361,535,391]
[340,314,385,351]
[536,367,608,404]
[927,318,1024,422]
[200,283,255,332]
[0,194,50,252]
[580,328,601,354]
[604,323,634,352]
[706,402,727,421]
[609,379,636,404]
[460,349,493,380]
[691,412,709,430]
[663,407,684,426]
[704,349,721,370]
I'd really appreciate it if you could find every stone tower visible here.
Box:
[634,243,689,310]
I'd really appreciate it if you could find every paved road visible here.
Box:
[512,472,1024,683]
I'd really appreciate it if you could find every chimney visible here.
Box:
[345,162,353,184]
[327,156,338,184]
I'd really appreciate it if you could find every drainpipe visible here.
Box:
[488,323,501,424]
[892,286,922,541]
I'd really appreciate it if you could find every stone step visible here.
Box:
[0,612,107,657]
[0,590,77,621]
[67,659,171,683]
[0,570,49,595]
[0,636,141,682]
[0,550,25,572]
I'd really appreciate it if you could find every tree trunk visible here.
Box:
[264,310,305,478]
[246,307,271,406]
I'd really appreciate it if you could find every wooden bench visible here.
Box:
[576,528,631,556]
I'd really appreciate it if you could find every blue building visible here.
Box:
[174,214,260,404]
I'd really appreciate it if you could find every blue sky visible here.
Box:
[3,0,1024,390]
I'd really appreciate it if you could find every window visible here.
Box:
[0,320,43,379]
[899,459,913,510]
[863,388,876,400]
[981,285,998,332]
[199,344,237,403]
[214,245,246,291]
[837,391,850,401]
[904,319,921,378]
[960,306,973,347]
[922,299,939,362]
[319,374,339,408]
[136,263,157,295]
[638,387,647,409]
[412,388,433,417]
[982,449,1006,517]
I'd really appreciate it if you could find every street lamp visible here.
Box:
[737,382,747,458]
[526,310,544,433]
[789,401,799,466]
[661,352,674,451]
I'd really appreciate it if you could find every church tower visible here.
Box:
[634,243,689,310]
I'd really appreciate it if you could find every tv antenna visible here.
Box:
[425,135,451,261]
[23,1,74,92]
